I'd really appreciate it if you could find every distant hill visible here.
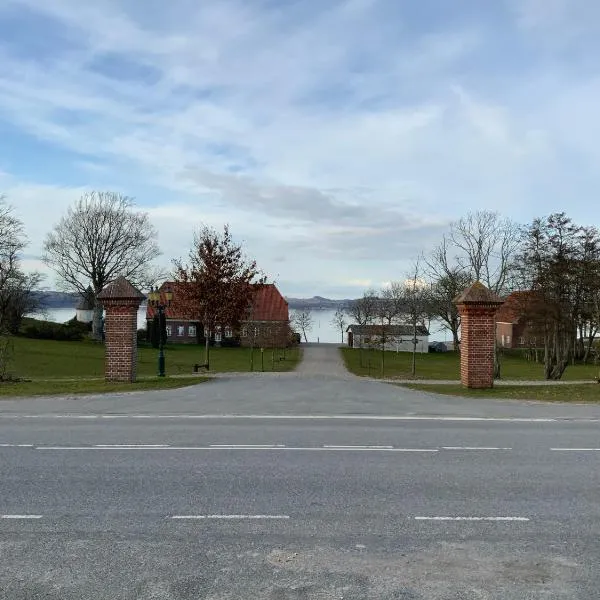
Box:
[33,290,351,311]
[285,296,355,310]
[32,291,79,309]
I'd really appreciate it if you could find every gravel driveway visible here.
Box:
[294,343,354,378]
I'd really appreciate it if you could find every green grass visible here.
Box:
[404,383,600,403]
[340,347,600,381]
[4,337,301,380]
[0,376,208,398]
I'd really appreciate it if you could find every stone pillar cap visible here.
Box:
[454,281,504,306]
[98,276,145,301]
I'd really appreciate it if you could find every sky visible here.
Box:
[1,0,600,298]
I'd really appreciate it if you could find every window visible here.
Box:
[189,325,197,337]
[506,335,511,345]
[519,336,525,346]
[177,325,185,337]
[215,331,222,342]
[166,325,172,337]
[241,327,248,337]
[225,326,233,338]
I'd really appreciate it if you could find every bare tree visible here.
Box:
[175,224,265,370]
[292,308,313,343]
[0,197,41,378]
[450,210,521,295]
[43,191,161,338]
[402,260,431,377]
[374,284,406,376]
[424,239,471,349]
[331,307,347,344]
[347,290,378,367]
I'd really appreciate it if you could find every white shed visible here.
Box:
[75,287,95,323]
[346,324,429,353]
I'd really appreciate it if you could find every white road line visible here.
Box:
[34,446,439,452]
[415,516,530,522]
[0,414,586,422]
[170,514,290,520]
[1,515,42,519]
[209,444,286,448]
[1,444,35,448]
[94,444,170,448]
[550,448,600,452]
[323,445,394,449]
[441,446,512,451]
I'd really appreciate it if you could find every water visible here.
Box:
[35,307,342,341]
[31,307,149,330]
[34,307,450,344]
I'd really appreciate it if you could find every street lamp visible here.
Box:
[148,285,173,377]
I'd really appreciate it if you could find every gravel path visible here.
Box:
[294,343,354,378]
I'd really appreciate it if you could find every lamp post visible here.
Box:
[148,285,173,377]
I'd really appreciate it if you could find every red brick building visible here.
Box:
[495,291,544,349]
[146,282,292,348]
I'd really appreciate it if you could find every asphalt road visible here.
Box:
[1,361,600,598]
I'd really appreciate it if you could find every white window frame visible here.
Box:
[241,327,247,337]
[225,326,233,338]
[215,331,222,342]
[166,325,172,337]
[177,325,185,337]
[188,325,197,337]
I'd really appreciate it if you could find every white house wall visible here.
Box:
[353,334,429,353]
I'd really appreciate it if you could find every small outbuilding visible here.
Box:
[346,324,429,353]
[75,286,95,323]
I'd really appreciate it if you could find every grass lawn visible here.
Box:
[0,376,208,398]
[3,336,301,380]
[340,347,600,381]
[403,383,600,403]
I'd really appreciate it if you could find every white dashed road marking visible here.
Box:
[170,514,290,520]
[441,446,512,451]
[1,515,42,519]
[415,516,530,522]
[550,448,600,452]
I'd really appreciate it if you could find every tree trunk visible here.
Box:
[451,320,460,352]
[411,320,417,377]
[92,301,103,341]
[204,326,210,370]
[493,342,502,379]
[583,329,597,364]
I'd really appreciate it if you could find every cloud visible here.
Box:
[1,0,600,297]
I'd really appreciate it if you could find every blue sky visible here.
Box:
[1,0,600,297]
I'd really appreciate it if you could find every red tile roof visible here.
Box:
[495,291,540,323]
[145,282,288,322]
[249,284,289,321]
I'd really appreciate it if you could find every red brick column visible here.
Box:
[98,277,145,383]
[455,282,504,389]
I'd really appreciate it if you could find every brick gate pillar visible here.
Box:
[97,276,145,383]
[454,282,504,389]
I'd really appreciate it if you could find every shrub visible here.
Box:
[21,319,87,341]
[220,336,241,348]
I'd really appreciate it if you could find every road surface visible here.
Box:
[1,358,600,598]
